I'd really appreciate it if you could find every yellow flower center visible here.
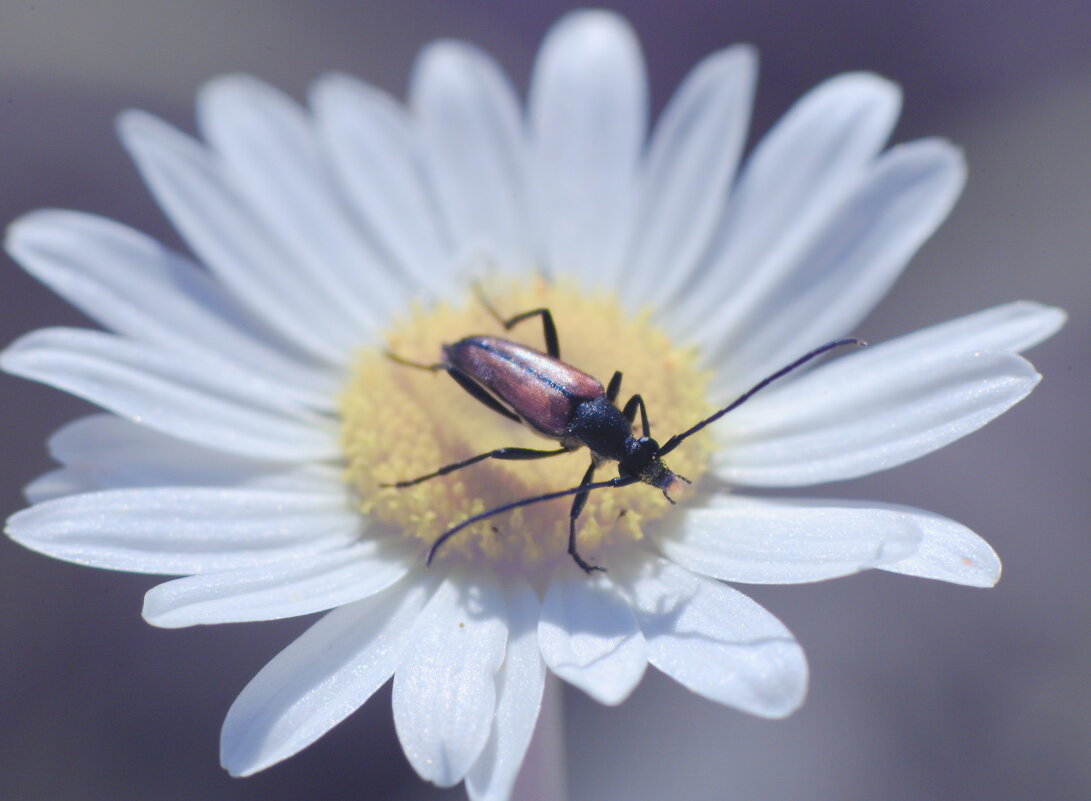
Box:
[340,278,714,572]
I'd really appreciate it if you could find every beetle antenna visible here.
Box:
[427,475,640,565]
[657,337,867,457]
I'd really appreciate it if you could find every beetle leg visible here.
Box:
[568,461,605,573]
[385,351,444,371]
[621,394,651,438]
[606,371,623,404]
[383,446,569,488]
[474,287,561,358]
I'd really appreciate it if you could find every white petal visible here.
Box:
[393,571,508,787]
[656,495,921,583]
[622,45,756,307]
[618,557,807,717]
[197,75,407,325]
[705,139,966,392]
[537,564,646,705]
[24,465,97,504]
[668,72,900,336]
[854,300,1064,359]
[5,210,338,408]
[6,487,358,574]
[716,346,1041,487]
[221,577,430,776]
[310,74,450,293]
[143,539,416,627]
[874,503,1001,587]
[1,328,339,461]
[529,10,647,283]
[411,41,529,270]
[117,109,360,363]
[466,578,546,801]
[45,414,341,493]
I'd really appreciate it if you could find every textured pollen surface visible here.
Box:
[340,280,714,570]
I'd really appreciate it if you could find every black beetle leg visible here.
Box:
[385,352,444,371]
[568,461,605,573]
[621,393,651,438]
[383,445,569,488]
[474,287,560,358]
[606,371,623,404]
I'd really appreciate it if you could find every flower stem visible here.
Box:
[511,672,567,801]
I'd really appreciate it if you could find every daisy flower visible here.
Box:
[2,9,1064,801]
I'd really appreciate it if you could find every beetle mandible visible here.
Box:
[385,291,864,573]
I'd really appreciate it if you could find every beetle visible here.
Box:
[386,293,863,573]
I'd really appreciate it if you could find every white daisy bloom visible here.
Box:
[2,9,1064,801]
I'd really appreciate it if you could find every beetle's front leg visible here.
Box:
[621,393,651,437]
[568,460,605,573]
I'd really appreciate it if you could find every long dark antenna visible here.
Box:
[657,337,866,458]
[427,475,640,565]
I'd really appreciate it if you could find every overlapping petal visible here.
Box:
[1,328,339,461]
[117,110,363,363]
[618,557,807,717]
[529,10,647,283]
[142,539,416,627]
[221,578,431,776]
[411,41,529,271]
[667,72,901,335]
[6,210,338,407]
[393,572,508,787]
[310,74,451,292]
[42,414,341,493]
[538,565,646,705]
[5,486,358,574]
[715,324,1042,486]
[655,496,922,583]
[465,579,546,801]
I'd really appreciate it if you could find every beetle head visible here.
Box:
[620,437,691,503]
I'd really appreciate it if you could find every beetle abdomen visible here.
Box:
[444,336,604,438]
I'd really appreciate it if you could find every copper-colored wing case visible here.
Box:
[444,336,604,438]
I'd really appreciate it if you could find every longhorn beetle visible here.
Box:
[386,292,864,573]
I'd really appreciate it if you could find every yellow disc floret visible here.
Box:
[339,279,714,571]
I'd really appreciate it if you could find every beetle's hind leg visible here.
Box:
[568,460,605,573]
[385,351,444,372]
[382,445,569,489]
[474,285,561,358]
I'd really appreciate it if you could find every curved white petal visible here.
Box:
[705,138,966,393]
[45,414,342,494]
[1,328,339,461]
[5,487,358,574]
[466,578,546,801]
[873,503,1001,587]
[309,74,450,293]
[623,45,756,307]
[197,75,407,325]
[529,10,647,284]
[393,571,508,787]
[538,564,646,705]
[117,109,361,363]
[5,210,338,408]
[24,465,97,504]
[669,72,901,335]
[221,577,431,777]
[618,557,807,717]
[655,495,921,583]
[716,347,1041,487]
[411,41,529,270]
[143,539,416,627]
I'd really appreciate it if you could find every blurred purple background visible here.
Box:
[1,2,1087,799]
